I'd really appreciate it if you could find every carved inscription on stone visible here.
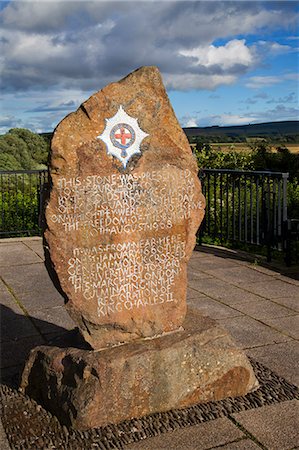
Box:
[49,169,203,236]
[48,167,203,322]
[45,66,206,347]
[68,235,185,318]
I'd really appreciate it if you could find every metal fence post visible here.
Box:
[281,173,290,265]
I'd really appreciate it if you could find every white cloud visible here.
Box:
[246,73,299,89]
[1,1,298,94]
[246,76,283,89]
[266,92,298,104]
[0,1,298,132]
[164,73,236,91]
[257,104,299,122]
[284,73,299,81]
[180,40,254,70]
[0,114,23,130]
[225,105,299,125]
[256,40,295,55]
[8,33,66,65]
[214,114,257,126]
[185,118,198,127]
[1,1,86,32]
[184,104,299,128]
[268,42,291,53]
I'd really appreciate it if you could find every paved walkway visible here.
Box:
[0,237,298,449]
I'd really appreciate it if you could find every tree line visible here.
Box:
[0,128,298,219]
[0,128,49,171]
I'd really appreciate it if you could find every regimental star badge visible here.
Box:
[97,105,149,168]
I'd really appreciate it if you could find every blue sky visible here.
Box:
[0,0,298,134]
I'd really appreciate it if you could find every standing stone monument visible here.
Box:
[21,67,258,430]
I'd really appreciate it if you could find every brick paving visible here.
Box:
[0,237,298,449]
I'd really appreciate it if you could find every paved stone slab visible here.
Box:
[247,341,299,386]
[189,278,267,305]
[188,255,242,271]
[261,315,299,339]
[23,239,45,260]
[233,400,299,450]
[248,264,281,276]
[0,264,64,312]
[31,306,76,333]
[249,263,299,282]
[124,417,245,450]
[187,268,213,281]
[0,263,58,296]
[271,295,299,312]
[1,335,45,369]
[0,280,13,303]
[245,279,299,299]
[210,439,260,450]
[0,305,39,343]
[205,265,273,285]
[0,280,21,313]
[187,287,206,300]
[187,296,244,320]
[193,247,251,265]
[189,250,212,259]
[232,298,295,320]
[0,242,42,267]
[17,291,64,313]
[275,273,299,286]
[217,316,292,349]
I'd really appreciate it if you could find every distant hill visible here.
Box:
[183,121,299,139]
[40,121,299,143]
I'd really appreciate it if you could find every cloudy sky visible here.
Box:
[0,0,298,134]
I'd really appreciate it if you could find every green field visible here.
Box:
[207,142,299,154]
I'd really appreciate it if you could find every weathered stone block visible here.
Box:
[45,66,205,349]
[20,309,258,430]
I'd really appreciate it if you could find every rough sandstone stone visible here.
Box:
[25,66,258,430]
[45,66,205,349]
[20,308,258,430]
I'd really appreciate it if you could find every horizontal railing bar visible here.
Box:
[202,169,289,178]
[0,169,48,175]
[0,230,40,235]
[0,169,289,178]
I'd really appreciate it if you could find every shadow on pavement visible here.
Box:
[0,304,91,388]
[195,245,299,281]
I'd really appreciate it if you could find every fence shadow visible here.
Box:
[195,244,299,281]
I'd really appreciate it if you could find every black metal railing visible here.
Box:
[0,170,48,237]
[197,169,292,263]
[0,169,298,265]
[285,219,299,265]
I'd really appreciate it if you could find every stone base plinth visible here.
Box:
[20,309,258,430]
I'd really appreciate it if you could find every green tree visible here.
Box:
[250,141,299,181]
[0,128,49,170]
[0,153,22,171]
[194,142,254,170]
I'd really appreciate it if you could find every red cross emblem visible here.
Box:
[98,105,148,168]
[114,126,132,146]
[110,123,135,152]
